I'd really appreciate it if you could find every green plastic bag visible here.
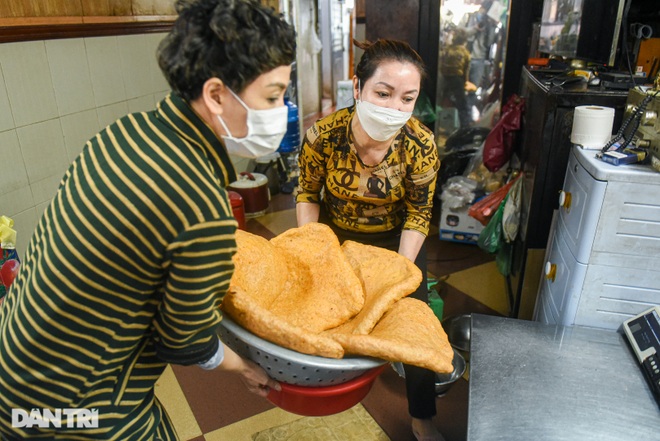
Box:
[496,241,513,276]
[427,278,444,322]
[428,289,444,322]
[413,91,437,127]
[477,194,508,254]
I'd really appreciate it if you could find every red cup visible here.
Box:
[228,191,246,230]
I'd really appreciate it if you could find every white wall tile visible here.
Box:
[30,173,63,206]
[96,101,129,130]
[0,130,29,194]
[118,34,154,100]
[153,90,170,106]
[84,36,127,107]
[9,207,39,259]
[0,65,15,132]
[0,41,58,127]
[144,31,167,51]
[46,38,95,116]
[35,201,50,219]
[145,32,170,93]
[60,109,100,163]
[0,186,34,217]
[127,94,155,114]
[16,119,68,184]
[0,34,192,258]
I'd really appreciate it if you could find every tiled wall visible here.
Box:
[0,32,249,259]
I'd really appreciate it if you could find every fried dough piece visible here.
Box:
[326,240,422,335]
[269,223,365,333]
[222,287,345,358]
[330,298,454,373]
[229,230,288,309]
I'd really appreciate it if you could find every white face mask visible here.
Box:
[218,88,288,158]
[355,84,413,142]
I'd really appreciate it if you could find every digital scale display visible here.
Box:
[623,306,660,406]
[624,307,660,362]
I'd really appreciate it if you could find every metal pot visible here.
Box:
[228,172,269,217]
[434,349,466,396]
[441,314,471,362]
[391,348,466,397]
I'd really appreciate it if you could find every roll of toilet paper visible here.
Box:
[570,105,615,149]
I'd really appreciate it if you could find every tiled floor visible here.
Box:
[154,195,508,441]
[153,106,509,441]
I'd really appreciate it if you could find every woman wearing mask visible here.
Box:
[296,39,442,441]
[0,0,293,439]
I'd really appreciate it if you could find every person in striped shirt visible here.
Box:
[0,0,294,439]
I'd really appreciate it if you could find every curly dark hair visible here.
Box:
[158,0,296,101]
[354,39,427,86]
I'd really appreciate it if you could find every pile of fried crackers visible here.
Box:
[222,223,454,374]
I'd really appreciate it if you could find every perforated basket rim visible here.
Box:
[219,316,386,371]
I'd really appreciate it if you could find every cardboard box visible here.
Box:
[439,204,484,244]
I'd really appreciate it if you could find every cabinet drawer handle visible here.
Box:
[559,190,572,211]
[545,262,557,282]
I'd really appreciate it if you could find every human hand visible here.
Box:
[238,358,281,397]
[465,81,477,92]
[220,342,281,397]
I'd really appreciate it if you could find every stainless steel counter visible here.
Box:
[467,314,660,441]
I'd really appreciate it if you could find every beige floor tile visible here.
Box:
[252,208,297,235]
[444,261,509,315]
[204,407,302,441]
[155,365,202,440]
[248,405,389,441]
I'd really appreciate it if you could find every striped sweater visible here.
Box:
[0,93,238,440]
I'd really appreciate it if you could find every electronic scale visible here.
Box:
[623,306,660,407]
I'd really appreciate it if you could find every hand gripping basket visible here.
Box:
[218,316,386,386]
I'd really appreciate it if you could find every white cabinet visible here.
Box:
[535,146,660,330]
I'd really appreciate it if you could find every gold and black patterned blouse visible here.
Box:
[296,106,440,236]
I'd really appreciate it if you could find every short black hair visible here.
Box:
[158,0,296,101]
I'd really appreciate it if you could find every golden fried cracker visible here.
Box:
[326,240,422,335]
[229,230,288,309]
[222,287,345,358]
[329,298,454,373]
[268,223,365,333]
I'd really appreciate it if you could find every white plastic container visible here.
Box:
[228,172,270,217]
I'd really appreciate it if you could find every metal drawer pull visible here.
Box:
[545,262,557,282]
[559,190,572,211]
